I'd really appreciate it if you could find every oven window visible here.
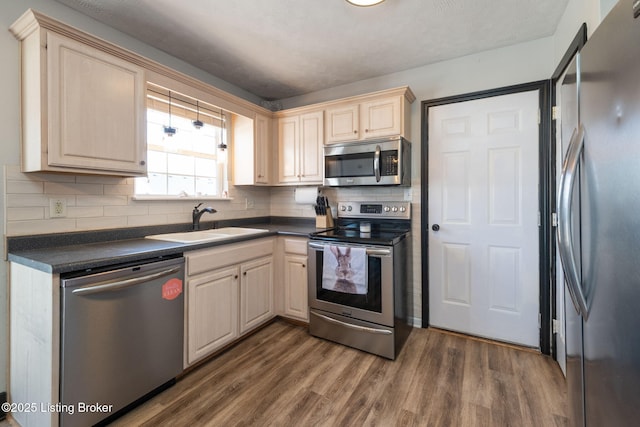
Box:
[314,250,382,312]
[325,152,374,178]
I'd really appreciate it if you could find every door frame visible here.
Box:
[421,80,553,354]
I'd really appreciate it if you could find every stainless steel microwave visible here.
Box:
[324,137,411,186]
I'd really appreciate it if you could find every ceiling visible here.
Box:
[54,0,569,101]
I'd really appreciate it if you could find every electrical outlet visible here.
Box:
[245,198,255,209]
[50,198,67,218]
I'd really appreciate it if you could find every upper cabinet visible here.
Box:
[277,110,324,184]
[325,88,415,144]
[10,12,147,176]
[233,113,271,185]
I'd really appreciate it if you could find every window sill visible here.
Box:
[132,195,234,201]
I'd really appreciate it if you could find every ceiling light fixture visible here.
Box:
[346,0,385,6]
[163,91,177,137]
[192,100,204,129]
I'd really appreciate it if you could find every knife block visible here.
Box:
[315,209,334,229]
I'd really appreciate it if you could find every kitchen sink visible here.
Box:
[145,227,269,244]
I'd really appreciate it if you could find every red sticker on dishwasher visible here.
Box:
[162,278,183,300]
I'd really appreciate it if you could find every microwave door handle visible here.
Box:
[374,145,381,182]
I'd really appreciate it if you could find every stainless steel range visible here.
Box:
[307,201,412,359]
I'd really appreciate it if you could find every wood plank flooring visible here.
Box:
[111,319,567,426]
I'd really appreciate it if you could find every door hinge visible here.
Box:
[552,319,560,334]
[552,106,559,121]
[537,212,541,227]
[552,212,558,227]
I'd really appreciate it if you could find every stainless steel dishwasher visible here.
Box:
[60,256,185,427]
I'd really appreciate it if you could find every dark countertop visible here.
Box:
[7,218,321,275]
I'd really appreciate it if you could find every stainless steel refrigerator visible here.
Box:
[558,1,640,426]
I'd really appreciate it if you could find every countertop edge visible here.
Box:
[7,222,320,275]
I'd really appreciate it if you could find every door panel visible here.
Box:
[428,90,540,347]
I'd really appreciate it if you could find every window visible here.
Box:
[134,84,229,198]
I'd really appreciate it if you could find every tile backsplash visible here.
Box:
[3,165,270,236]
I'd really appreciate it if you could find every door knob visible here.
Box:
[432,224,440,231]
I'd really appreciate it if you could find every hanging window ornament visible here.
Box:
[193,100,204,129]
[163,91,177,136]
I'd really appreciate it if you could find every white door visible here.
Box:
[428,90,540,347]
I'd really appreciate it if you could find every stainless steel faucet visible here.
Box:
[192,203,217,230]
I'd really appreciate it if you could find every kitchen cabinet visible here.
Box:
[275,237,309,322]
[10,13,147,176]
[277,110,324,184]
[186,266,239,365]
[233,113,272,185]
[324,88,414,144]
[239,256,274,333]
[185,238,275,366]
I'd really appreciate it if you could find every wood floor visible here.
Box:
[111,319,567,427]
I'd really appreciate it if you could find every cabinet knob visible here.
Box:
[243,271,247,276]
[140,160,146,166]
[234,275,238,279]
[302,264,306,268]
[364,129,369,133]
[353,130,357,134]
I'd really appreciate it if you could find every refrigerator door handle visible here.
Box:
[558,124,590,319]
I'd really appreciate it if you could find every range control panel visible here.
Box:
[337,201,411,219]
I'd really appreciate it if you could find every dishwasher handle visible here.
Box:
[72,266,182,296]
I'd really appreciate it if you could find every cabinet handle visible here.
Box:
[302,264,306,268]
[140,160,146,166]
[234,275,238,279]
[365,129,369,133]
[243,271,247,276]
[353,130,357,134]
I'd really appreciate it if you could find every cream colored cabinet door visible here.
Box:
[46,32,146,175]
[278,115,300,183]
[325,103,359,143]
[239,256,274,334]
[299,111,324,183]
[283,254,309,321]
[255,113,271,184]
[277,111,323,184]
[360,96,402,139]
[186,266,239,365]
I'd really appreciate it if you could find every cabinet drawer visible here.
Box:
[187,238,274,276]
[284,238,308,255]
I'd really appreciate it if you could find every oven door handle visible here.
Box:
[308,242,391,256]
[311,311,392,335]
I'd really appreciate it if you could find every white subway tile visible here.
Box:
[6,180,44,194]
[104,205,149,217]
[44,182,103,195]
[7,207,45,221]
[66,206,104,218]
[127,214,168,227]
[76,195,128,206]
[6,219,77,236]
[76,216,127,231]
[104,184,134,196]
[76,175,127,185]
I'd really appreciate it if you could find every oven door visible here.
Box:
[308,241,394,327]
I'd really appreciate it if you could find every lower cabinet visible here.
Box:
[185,238,275,367]
[276,237,309,322]
[186,266,239,365]
[240,256,274,334]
